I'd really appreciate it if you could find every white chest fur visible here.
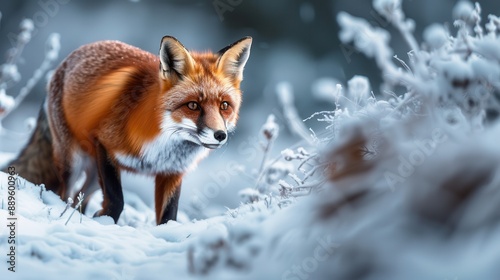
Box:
[114,113,209,174]
[115,139,208,174]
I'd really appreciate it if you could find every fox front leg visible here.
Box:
[94,141,124,223]
[155,173,182,225]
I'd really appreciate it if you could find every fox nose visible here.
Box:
[214,130,227,142]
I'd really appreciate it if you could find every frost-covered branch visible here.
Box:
[8,34,60,117]
[276,82,314,145]
[255,114,279,193]
[0,16,60,135]
[373,0,419,55]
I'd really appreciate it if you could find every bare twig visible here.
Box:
[65,192,84,225]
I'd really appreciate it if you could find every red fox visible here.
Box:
[3,36,252,225]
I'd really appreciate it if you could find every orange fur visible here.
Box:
[63,67,136,156]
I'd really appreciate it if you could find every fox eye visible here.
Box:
[187,101,199,111]
[220,101,229,110]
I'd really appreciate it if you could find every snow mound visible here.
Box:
[0,172,268,279]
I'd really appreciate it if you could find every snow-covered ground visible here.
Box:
[0,155,333,280]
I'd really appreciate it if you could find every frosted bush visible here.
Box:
[339,1,500,126]
[223,1,500,279]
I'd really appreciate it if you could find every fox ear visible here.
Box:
[217,36,252,83]
[159,36,194,79]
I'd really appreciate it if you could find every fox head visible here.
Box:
[158,36,252,149]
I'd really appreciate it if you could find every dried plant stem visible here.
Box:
[64,192,84,225]
[255,139,274,192]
